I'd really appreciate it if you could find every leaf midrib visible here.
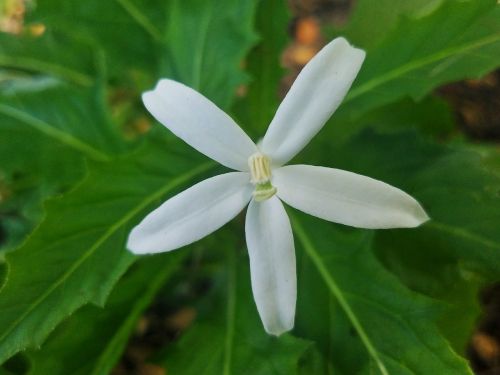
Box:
[294,216,479,375]
[0,56,93,86]
[427,221,500,250]
[345,32,500,103]
[291,216,390,375]
[115,0,163,41]
[0,104,110,162]
[0,161,214,357]
[343,291,463,372]
[191,4,213,91]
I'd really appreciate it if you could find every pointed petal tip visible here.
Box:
[261,36,366,164]
[396,199,430,228]
[274,165,430,230]
[411,205,431,228]
[246,197,296,339]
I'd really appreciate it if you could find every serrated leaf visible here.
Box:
[344,0,441,49]
[333,0,500,135]
[0,0,260,362]
[0,80,122,251]
[293,214,473,374]
[303,128,499,357]
[25,252,186,375]
[0,140,213,363]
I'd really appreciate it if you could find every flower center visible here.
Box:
[248,152,277,202]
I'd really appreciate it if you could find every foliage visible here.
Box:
[0,0,499,373]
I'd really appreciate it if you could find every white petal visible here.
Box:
[143,79,257,171]
[261,38,365,165]
[245,196,296,336]
[273,165,429,229]
[127,172,252,254]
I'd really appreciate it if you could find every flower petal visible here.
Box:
[245,196,296,336]
[261,38,365,165]
[143,79,257,171]
[273,165,429,229]
[127,172,252,254]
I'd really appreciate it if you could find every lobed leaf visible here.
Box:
[0,0,260,363]
[25,253,186,375]
[0,80,123,251]
[293,215,473,374]
[332,0,500,136]
[344,0,442,49]
[0,139,213,363]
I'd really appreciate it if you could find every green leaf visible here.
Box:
[25,252,186,375]
[375,233,483,354]
[305,128,500,355]
[27,0,260,108]
[292,214,473,374]
[0,81,121,162]
[341,95,456,138]
[163,244,313,374]
[161,0,259,109]
[0,80,122,251]
[26,0,158,77]
[333,0,500,135]
[0,139,213,364]
[233,0,290,136]
[344,0,442,49]
[329,129,500,280]
[0,0,260,361]
[0,31,96,86]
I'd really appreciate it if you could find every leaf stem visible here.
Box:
[292,216,389,375]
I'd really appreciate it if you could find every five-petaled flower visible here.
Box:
[127,37,429,336]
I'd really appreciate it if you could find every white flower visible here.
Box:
[127,37,429,336]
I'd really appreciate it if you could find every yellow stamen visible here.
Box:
[248,153,272,184]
